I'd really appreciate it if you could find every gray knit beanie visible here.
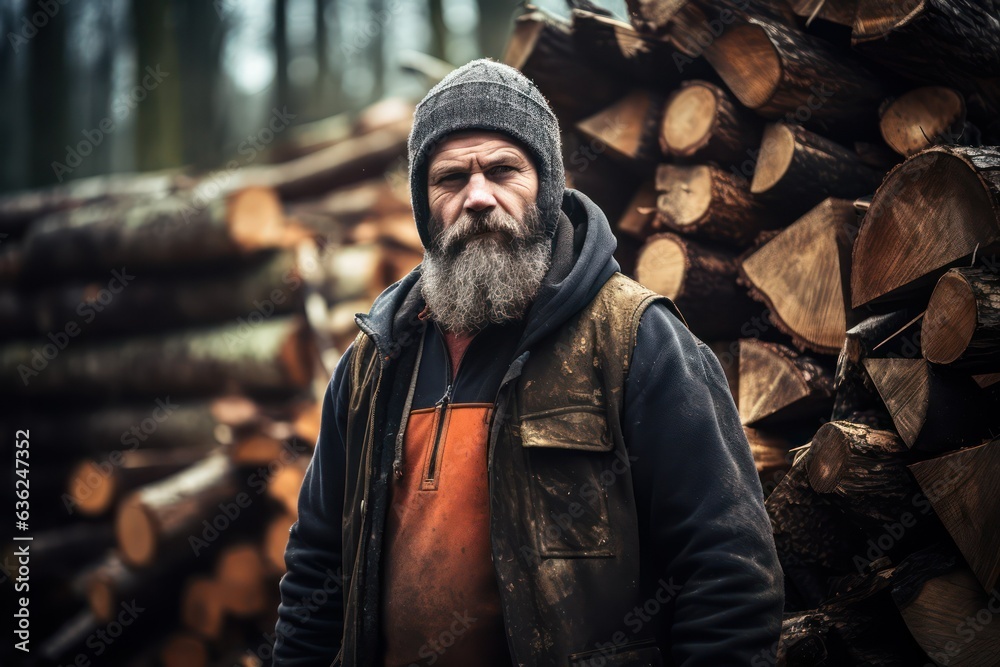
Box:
[407,58,565,248]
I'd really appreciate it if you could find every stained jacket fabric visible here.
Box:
[274,188,783,666]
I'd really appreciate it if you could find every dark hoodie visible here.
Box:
[274,189,783,666]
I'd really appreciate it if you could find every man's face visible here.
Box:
[426,130,540,244]
[419,131,552,334]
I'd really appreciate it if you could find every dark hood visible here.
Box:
[354,188,620,361]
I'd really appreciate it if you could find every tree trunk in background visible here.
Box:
[84,2,116,180]
[28,0,68,188]
[174,0,225,171]
[477,0,519,59]
[313,0,334,116]
[428,0,448,61]
[274,0,290,116]
[370,0,386,102]
[131,0,183,172]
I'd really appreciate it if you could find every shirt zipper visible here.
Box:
[425,381,452,483]
[425,323,472,484]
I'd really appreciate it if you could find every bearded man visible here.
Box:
[275,59,783,667]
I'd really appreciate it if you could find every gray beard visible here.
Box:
[420,205,551,334]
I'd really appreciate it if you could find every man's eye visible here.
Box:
[490,165,514,175]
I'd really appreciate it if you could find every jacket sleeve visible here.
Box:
[274,344,353,666]
[624,303,783,666]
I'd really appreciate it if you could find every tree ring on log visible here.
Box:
[661,85,718,156]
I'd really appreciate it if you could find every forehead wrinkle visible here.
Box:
[429,149,529,178]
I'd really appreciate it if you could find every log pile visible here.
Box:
[0,97,422,666]
[506,1,1000,664]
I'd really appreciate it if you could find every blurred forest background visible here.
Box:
[0,0,628,193]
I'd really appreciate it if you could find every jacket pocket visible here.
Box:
[567,641,663,667]
[520,406,615,558]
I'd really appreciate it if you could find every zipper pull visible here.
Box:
[437,383,453,407]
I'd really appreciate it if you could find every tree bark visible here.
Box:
[750,122,884,222]
[0,315,316,397]
[504,8,628,123]
[17,187,300,282]
[704,18,885,137]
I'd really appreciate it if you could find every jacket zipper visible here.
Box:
[352,341,384,665]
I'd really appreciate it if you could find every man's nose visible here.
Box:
[464,173,497,212]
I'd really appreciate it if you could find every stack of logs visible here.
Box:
[0,97,422,667]
[506,1,1000,665]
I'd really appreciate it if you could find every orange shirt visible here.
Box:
[379,327,511,667]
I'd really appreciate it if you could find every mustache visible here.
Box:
[432,206,541,255]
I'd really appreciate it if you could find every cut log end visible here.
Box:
[707,23,781,111]
[751,123,795,194]
[265,513,297,573]
[851,147,1000,308]
[853,0,926,42]
[280,318,317,388]
[807,427,849,494]
[656,165,712,227]
[741,198,854,354]
[661,84,718,156]
[503,14,544,69]
[182,577,225,638]
[738,339,833,426]
[880,87,966,157]
[922,271,977,365]
[115,496,157,567]
[86,575,116,623]
[68,460,116,516]
[635,234,686,299]
[226,187,287,251]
